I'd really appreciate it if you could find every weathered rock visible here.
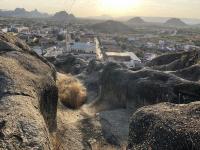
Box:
[172,64,200,82]
[95,62,200,111]
[98,109,130,146]
[87,59,104,74]
[76,60,104,99]
[128,102,200,150]
[50,54,88,75]
[147,50,200,71]
[0,32,58,149]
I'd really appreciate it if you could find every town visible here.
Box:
[1,3,200,150]
[1,10,200,69]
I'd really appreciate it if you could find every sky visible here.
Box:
[0,0,200,19]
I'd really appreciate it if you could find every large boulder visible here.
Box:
[128,102,200,149]
[49,54,88,75]
[0,32,58,149]
[94,63,200,111]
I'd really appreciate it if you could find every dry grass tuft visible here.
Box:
[56,73,87,109]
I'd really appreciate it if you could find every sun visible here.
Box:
[99,0,140,14]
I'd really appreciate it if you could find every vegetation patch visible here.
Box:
[56,73,87,109]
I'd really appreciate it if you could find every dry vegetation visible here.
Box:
[56,72,87,109]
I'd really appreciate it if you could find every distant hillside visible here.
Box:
[0,8,49,18]
[165,18,187,26]
[127,17,145,24]
[90,20,134,33]
[51,11,75,22]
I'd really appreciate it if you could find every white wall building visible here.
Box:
[105,52,142,68]
[70,42,96,54]
[64,42,96,60]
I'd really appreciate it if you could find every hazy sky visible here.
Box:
[0,0,200,18]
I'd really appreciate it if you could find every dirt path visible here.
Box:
[56,102,129,150]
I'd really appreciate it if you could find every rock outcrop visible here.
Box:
[49,54,88,75]
[0,32,58,149]
[95,63,200,111]
[172,64,200,82]
[128,102,200,149]
[146,50,200,71]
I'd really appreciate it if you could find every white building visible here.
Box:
[64,42,96,60]
[144,53,157,62]
[64,36,103,60]
[1,28,8,33]
[105,52,142,68]
[70,42,96,54]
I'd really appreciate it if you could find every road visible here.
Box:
[95,37,103,60]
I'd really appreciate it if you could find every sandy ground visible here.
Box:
[56,100,130,150]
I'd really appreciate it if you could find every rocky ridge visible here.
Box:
[0,32,58,149]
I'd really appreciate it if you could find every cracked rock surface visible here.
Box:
[0,32,58,150]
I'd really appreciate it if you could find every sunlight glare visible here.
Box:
[99,0,140,14]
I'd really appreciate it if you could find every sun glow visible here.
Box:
[99,0,140,15]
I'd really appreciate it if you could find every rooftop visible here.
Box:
[105,52,141,61]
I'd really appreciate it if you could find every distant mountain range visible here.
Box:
[126,17,187,27]
[0,8,49,18]
[0,8,199,26]
[0,8,76,21]
[87,15,200,25]
[90,20,134,33]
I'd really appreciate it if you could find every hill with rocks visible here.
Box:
[90,20,134,33]
[127,17,145,24]
[165,18,187,26]
[51,11,75,22]
[1,32,200,149]
[0,8,49,18]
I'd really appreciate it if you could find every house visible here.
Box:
[70,42,96,54]
[105,52,142,68]
[144,53,157,62]
[65,42,97,60]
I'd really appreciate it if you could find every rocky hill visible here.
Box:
[0,8,49,18]
[1,32,200,149]
[0,32,57,149]
[127,17,145,24]
[51,11,75,22]
[165,18,187,26]
[90,20,134,33]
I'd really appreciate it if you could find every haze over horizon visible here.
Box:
[0,0,200,19]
